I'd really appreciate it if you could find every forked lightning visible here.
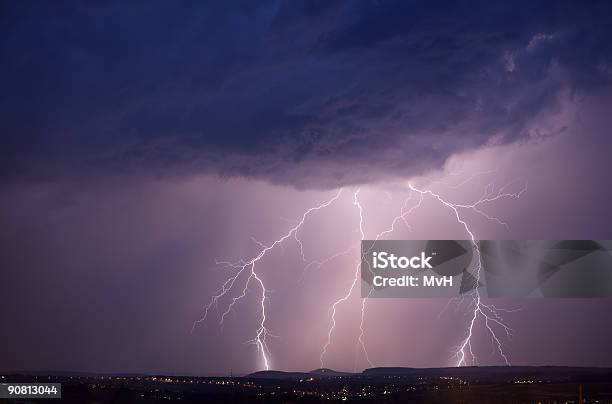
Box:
[193,176,527,371]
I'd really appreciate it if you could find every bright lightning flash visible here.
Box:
[192,189,343,370]
[404,183,526,366]
[193,175,527,371]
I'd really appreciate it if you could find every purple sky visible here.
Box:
[1,1,612,375]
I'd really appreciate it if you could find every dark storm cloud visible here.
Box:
[2,1,612,187]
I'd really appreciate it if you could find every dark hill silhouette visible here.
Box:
[247,370,314,380]
[248,366,612,382]
[309,368,354,376]
[247,368,354,379]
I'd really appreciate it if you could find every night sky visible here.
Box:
[2,1,612,375]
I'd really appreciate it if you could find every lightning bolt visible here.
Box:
[320,189,367,369]
[334,189,425,371]
[192,189,344,370]
[404,182,526,366]
[195,173,527,371]
[354,189,425,370]
[319,180,526,369]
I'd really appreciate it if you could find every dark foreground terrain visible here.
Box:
[2,366,611,403]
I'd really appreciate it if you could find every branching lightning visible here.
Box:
[192,189,343,370]
[320,189,371,370]
[404,182,526,366]
[194,173,527,372]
